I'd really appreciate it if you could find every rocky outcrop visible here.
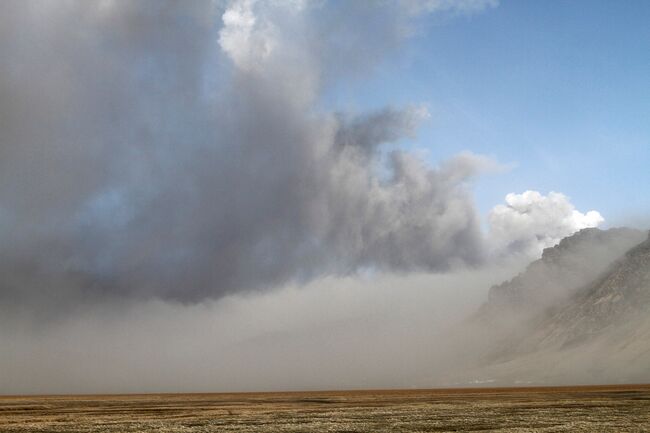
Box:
[461,229,650,385]
[531,232,650,351]
[484,227,646,315]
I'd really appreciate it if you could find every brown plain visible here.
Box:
[2,384,650,432]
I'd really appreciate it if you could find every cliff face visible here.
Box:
[485,227,646,314]
[529,232,650,351]
[457,228,650,386]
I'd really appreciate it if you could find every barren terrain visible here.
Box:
[2,385,650,432]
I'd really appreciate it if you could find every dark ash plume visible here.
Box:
[0,0,493,307]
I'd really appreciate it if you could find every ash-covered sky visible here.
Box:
[0,0,648,394]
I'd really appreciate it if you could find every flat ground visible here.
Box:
[2,385,650,432]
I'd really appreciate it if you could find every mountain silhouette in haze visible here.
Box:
[454,227,650,385]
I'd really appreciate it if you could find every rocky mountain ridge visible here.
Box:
[485,227,646,314]
[530,231,650,351]
[459,227,650,385]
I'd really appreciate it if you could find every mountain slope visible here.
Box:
[530,232,650,352]
[455,228,650,385]
[483,227,646,316]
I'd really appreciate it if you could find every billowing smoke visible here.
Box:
[0,0,500,307]
[6,1,645,396]
[488,190,604,258]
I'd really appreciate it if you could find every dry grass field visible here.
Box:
[2,385,650,432]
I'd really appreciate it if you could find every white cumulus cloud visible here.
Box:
[488,191,604,258]
[218,0,278,72]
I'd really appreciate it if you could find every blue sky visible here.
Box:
[327,0,650,225]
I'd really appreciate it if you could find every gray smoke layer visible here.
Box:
[0,267,517,395]
[0,1,494,307]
